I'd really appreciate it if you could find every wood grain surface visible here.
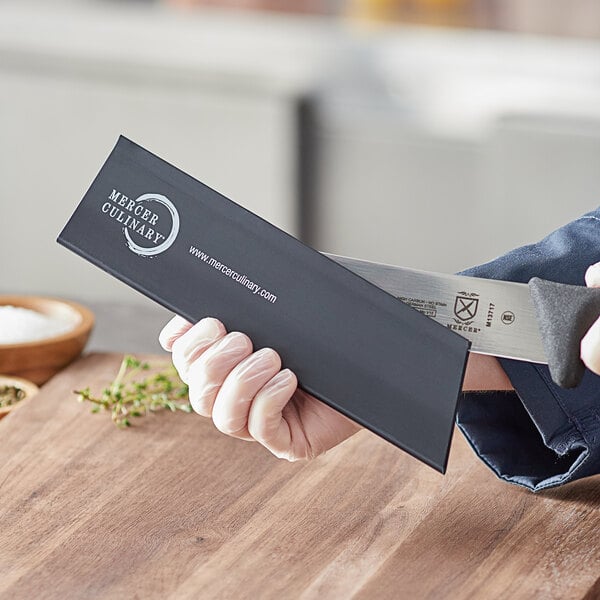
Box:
[0,353,599,599]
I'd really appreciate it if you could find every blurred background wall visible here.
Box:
[1,0,599,307]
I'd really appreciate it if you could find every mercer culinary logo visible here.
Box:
[453,292,479,326]
[101,189,180,257]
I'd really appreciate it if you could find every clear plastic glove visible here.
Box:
[581,262,600,376]
[159,316,361,461]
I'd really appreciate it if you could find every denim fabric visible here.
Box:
[458,208,600,491]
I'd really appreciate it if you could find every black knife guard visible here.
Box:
[529,277,600,388]
[57,136,472,473]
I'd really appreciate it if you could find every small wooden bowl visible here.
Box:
[0,375,39,420]
[0,296,94,385]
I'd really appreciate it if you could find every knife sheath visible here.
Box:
[57,136,470,473]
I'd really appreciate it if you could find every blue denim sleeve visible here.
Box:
[457,208,600,491]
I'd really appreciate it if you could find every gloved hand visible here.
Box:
[581,262,600,376]
[159,316,361,461]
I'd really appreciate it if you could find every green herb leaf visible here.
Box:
[75,355,191,428]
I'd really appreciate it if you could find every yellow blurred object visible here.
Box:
[347,0,402,22]
[418,0,467,7]
[347,0,473,27]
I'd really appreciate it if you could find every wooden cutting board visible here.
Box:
[0,353,599,599]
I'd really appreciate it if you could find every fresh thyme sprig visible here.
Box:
[75,355,191,428]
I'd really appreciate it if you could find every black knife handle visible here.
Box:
[528,277,600,388]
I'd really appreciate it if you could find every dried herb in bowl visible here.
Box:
[0,375,39,419]
[75,355,192,428]
[0,385,27,408]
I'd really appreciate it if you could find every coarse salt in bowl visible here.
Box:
[0,296,94,385]
[0,305,75,344]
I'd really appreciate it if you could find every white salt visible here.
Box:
[0,306,75,344]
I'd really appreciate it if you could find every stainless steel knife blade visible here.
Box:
[326,253,547,364]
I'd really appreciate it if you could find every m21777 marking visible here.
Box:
[486,303,495,328]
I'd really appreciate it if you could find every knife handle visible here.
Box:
[528,277,600,388]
